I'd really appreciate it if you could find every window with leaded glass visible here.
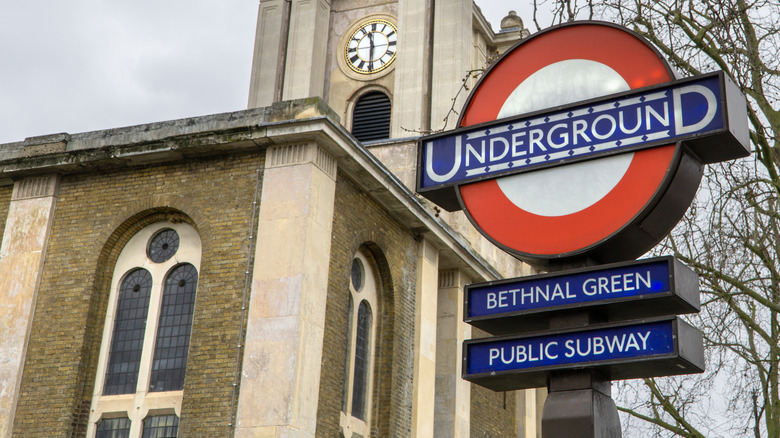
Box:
[96,417,131,438]
[104,269,152,395]
[149,264,198,392]
[142,415,179,438]
[88,222,201,438]
[351,301,372,420]
[147,229,179,263]
[340,250,379,438]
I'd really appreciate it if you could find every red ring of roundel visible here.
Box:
[458,23,676,256]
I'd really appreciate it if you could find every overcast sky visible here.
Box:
[0,1,535,145]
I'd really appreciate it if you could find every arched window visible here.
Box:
[351,91,391,142]
[88,221,201,438]
[340,250,379,437]
[103,268,152,396]
[149,263,198,393]
[351,301,372,420]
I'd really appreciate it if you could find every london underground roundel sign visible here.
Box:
[417,22,749,267]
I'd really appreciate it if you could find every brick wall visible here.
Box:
[11,152,262,437]
[9,148,515,437]
[317,171,419,437]
[471,387,518,437]
[0,185,11,247]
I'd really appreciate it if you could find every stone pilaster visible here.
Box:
[0,175,59,436]
[430,0,473,131]
[248,0,291,108]
[247,0,333,107]
[434,269,471,437]
[392,0,433,136]
[411,238,439,437]
[281,0,331,102]
[518,387,546,438]
[235,143,337,438]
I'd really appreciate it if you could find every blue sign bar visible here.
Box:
[469,260,668,317]
[422,74,718,189]
[464,257,699,335]
[417,71,749,210]
[463,317,704,391]
[468,320,673,374]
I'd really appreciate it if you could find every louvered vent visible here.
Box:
[351,92,391,142]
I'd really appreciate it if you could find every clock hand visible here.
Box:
[368,32,375,70]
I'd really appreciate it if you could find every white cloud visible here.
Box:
[0,1,526,145]
[0,0,256,144]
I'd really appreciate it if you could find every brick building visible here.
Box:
[0,1,544,437]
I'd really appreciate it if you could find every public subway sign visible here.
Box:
[419,71,745,198]
[465,256,699,335]
[462,317,704,391]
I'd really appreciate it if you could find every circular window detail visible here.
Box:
[147,229,180,263]
[351,257,365,292]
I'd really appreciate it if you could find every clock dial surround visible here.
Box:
[345,19,398,75]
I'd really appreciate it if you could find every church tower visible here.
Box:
[241,3,540,438]
[247,0,528,143]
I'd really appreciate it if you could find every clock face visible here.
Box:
[345,19,397,75]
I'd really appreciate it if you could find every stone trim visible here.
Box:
[422,238,438,266]
[315,144,337,178]
[438,269,471,289]
[11,175,60,200]
[20,133,70,158]
[266,143,337,180]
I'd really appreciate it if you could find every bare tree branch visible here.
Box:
[527,1,780,436]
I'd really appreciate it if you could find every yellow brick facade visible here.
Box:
[0,0,540,434]
[11,153,261,437]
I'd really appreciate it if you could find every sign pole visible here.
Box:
[542,300,621,437]
[538,259,621,437]
[543,369,621,438]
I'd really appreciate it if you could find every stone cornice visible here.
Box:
[0,97,501,282]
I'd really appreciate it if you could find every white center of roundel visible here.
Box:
[495,59,633,217]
